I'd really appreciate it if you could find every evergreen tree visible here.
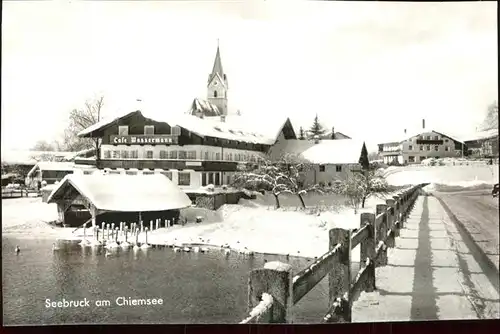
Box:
[299,127,306,140]
[359,142,370,170]
[308,114,326,138]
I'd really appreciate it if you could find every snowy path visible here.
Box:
[352,195,500,322]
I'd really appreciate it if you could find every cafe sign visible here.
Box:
[110,135,179,145]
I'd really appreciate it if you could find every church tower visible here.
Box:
[207,41,228,116]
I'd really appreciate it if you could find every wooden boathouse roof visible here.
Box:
[47,173,192,213]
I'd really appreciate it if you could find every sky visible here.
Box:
[2,0,498,153]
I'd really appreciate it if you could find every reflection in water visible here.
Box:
[3,237,348,325]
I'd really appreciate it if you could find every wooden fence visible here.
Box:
[240,183,428,324]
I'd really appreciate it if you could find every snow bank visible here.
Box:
[385,166,498,186]
[423,180,495,193]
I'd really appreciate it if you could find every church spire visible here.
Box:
[208,40,225,85]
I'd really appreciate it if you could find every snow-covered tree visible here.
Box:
[335,170,389,212]
[307,114,326,138]
[481,101,498,131]
[232,153,323,209]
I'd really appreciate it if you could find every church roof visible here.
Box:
[188,98,221,116]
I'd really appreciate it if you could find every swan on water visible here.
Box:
[173,247,181,253]
[105,250,112,257]
[133,243,141,251]
[120,230,131,249]
[224,249,231,256]
[183,247,191,252]
[193,247,200,253]
[200,247,209,253]
[140,228,151,249]
[79,226,91,247]
[15,246,20,254]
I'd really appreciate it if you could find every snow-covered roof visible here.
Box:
[379,129,464,145]
[47,173,192,212]
[187,98,221,116]
[26,162,95,178]
[459,128,499,142]
[77,110,137,137]
[275,139,363,164]
[78,109,291,146]
[1,150,76,166]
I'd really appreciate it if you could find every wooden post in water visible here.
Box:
[360,213,376,292]
[156,219,159,230]
[150,220,153,232]
[135,230,139,245]
[248,261,292,323]
[106,224,110,241]
[385,199,396,248]
[115,227,119,243]
[145,227,149,245]
[328,228,352,322]
[375,204,388,267]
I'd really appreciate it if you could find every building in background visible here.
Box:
[77,44,298,189]
[377,120,466,165]
[461,129,499,158]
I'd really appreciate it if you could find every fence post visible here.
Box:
[248,261,292,323]
[392,195,401,236]
[328,228,352,322]
[375,204,388,267]
[360,213,376,292]
[385,199,396,248]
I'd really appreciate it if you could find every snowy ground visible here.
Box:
[2,191,404,259]
[383,165,498,187]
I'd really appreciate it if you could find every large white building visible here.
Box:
[378,123,466,165]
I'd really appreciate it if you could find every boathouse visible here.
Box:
[47,173,192,228]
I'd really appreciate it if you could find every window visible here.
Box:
[420,146,424,151]
[409,156,415,163]
[427,136,431,140]
[144,125,155,135]
[445,147,450,152]
[319,165,326,172]
[215,152,220,160]
[104,150,111,159]
[112,151,120,159]
[336,165,342,172]
[208,173,214,184]
[434,136,439,140]
[131,150,138,159]
[420,156,426,161]
[121,150,129,159]
[169,151,178,159]
[214,173,220,186]
[171,126,181,136]
[118,126,129,136]
[142,170,154,175]
[408,145,413,151]
[214,90,218,98]
[204,152,209,160]
[160,171,172,180]
[178,172,190,186]
[160,150,168,159]
[434,146,439,151]
[126,170,137,175]
[202,173,207,186]
[178,151,187,159]
[426,146,431,151]
[187,151,196,160]
[444,139,449,143]
[146,151,153,159]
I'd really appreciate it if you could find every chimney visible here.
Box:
[220,115,226,122]
[331,127,335,140]
[422,119,425,129]
[313,135,320,144]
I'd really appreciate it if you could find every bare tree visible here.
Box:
[61,96,104,155]
[336,170,389,212]
[32,140,56,152]
[482,101,498,131]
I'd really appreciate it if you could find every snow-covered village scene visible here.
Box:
[2,0,498,326]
